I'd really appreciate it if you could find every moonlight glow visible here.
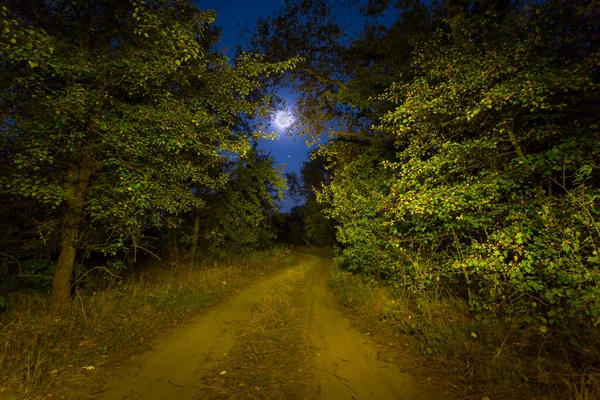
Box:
[275,111,293,129]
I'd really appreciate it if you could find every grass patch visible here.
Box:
[329,267,600,400]
[0,247,294,398]
[200,261,318,399]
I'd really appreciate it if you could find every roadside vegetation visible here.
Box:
[329,266,600,399]
[2,0,598,399]
[0,248,293,398]
[0,1,298,397]
[0,0,297,312]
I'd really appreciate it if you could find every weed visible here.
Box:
[0,247,291,397]
[329,266,600,400]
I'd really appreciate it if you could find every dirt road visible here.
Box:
[302,256,422,400]
[88,253,426,399]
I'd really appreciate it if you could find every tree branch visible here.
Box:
[330,130,373,142]
[297,67,347,90]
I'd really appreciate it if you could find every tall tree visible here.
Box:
[254,0,600,330]
[0,0,297,309]
[286,153,335,246]
[250,0,435,142]
[199,147,287,254]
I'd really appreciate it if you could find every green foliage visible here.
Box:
[0,1,298,282]
[371,3,599,327]
[281,152,335,246]
[319,137,398,277]
[272,206,306,244]
[259,0,599,337]
[200,147,287,254]
[19,259,56,290]
[303,198,335,246]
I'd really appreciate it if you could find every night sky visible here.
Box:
[197,0,314,212]
[197,0,397,211]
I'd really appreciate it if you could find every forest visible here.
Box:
[1,0,599,398]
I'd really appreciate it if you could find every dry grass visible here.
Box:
[328,268,600,400]
[200,262,318,399]
[0,247,294,399]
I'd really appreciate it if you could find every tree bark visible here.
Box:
[508,123,527,159]
[51,154,92,311]
[188,212,201,265]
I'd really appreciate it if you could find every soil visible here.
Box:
[300,256,424,400]
[62,252,438,400]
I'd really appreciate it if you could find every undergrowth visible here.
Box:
[0,247,293,398]
[329,267,600,400]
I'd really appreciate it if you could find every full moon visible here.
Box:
[275,111,293,128]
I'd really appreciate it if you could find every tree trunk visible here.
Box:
[51,156,92,311]
[188,212,200,264]
[168,227,180,264]
[508,126,527,159]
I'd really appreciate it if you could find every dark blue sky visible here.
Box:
[197,0,398,211]
[198,0,315,211]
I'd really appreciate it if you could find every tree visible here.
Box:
[254,0,600,330]
[0,0,297,309]
[199,147,286,255]
[372,0,599,321]
[250,0,435,143]
[284,152,335,246]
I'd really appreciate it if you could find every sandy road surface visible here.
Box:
[90,270,290,400]
[86,253,427,400]
[301,255,422,400]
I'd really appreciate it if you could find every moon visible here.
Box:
[275,111,293,128]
